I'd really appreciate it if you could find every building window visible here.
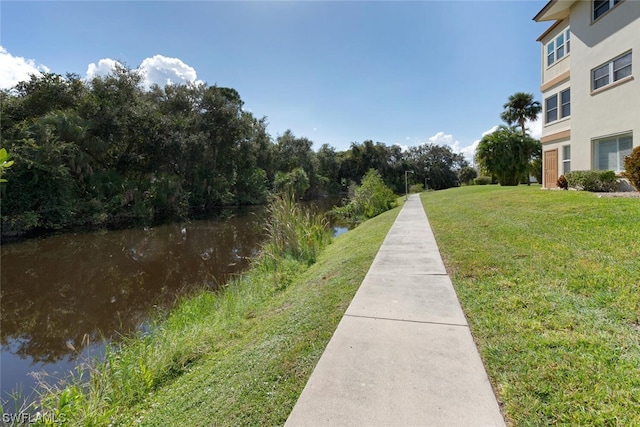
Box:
[594,133,633,171]
[546,28,571,67]
[545,88,570,123]
[592,51,632,91]
[545,95,558,123]
[560,89,570,118]
[562,145,571,174]
[594,0,621,21]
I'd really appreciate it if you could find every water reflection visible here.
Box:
[1,198,345,401]
[1,208,267,397]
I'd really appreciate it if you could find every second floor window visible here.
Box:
[594,0,622,21]
[545,88,570,123]
[547,28,571,67]
[592,51,632,91]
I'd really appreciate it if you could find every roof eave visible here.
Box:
[533,0,576,22]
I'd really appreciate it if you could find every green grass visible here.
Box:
[421,185,640,426]
[32,197,401,426]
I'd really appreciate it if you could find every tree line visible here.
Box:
[0,67,470,237]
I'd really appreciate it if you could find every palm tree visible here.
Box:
[500,92,542,136]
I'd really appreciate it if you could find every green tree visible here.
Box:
[0,148,14,182]
[458,166,478,186]
[274,130,318,189]
[405,144,468,190]
[500,92,542,137]
[274,167,310,199]
[335,169,397,220]
[316,143,341,193]
[475,126,541,186]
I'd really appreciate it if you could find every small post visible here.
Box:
[405,170,413,201]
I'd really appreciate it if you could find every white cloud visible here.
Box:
[86,58,122,80]
[428,131,459,150]
[409,131,475,164]
[427,132,475,161]
[527,119,542,140]
[481,125,500,137]
[0,45,50,90]
[85,55,202,90]
[138,55,201,89]
[465,126,500,166]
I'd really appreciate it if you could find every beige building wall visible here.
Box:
[536,0,640,187]
[569,0,640,172]
[539,16,572,187]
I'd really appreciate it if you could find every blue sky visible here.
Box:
[1,1,552,159]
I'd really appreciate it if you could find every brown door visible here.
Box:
[544,149,558,188]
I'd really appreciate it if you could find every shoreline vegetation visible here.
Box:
[21,193,401,426]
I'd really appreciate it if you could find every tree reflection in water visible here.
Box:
[1,207,266,367]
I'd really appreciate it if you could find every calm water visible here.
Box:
[1,199,344,405]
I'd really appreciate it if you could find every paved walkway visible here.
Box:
[285,194,505,427]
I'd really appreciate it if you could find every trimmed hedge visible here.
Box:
[474,176,492,185]
[564,170,617,192]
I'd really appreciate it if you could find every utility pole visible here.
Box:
[405,170,414,201]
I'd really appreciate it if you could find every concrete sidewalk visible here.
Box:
[285,194,505,427]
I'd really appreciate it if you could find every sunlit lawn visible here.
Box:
[422,186,640,426]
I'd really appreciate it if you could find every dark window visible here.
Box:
[545,94,558,123]
[592,51,632,91]
[594,0,621,20]
[560,89,570,118]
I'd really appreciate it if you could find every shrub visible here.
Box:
[623,146,640,191]
[458,166,478,186]
[565,170,617,192]
[355,169,397,219]
[474,176,492,185]
[333,169,397,222]
[557,175,568,190]
[409,183,424,193]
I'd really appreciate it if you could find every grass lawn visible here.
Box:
[421,185,640,426]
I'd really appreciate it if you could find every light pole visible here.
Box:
[405,170,413,201]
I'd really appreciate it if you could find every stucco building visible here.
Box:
[534,0,639,188]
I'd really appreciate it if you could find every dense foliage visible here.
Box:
[1,69,469,237]
[0,148,14,182]
[475,126,541,186]
[500,92,541,137]
[564,170,617,192]
[457,166,478,186]
[333,169,398,222]
[623,145,640,191]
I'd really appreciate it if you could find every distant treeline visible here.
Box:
[1,67,469,237]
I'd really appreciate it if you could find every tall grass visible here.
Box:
[26,194,331,426]
[260,192,330,265]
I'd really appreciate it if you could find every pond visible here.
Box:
[0,199,345,407]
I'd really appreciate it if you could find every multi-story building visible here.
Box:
[534,0,639,188]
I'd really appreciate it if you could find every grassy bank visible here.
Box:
[31,196,401,426]
[422,186,640,425]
